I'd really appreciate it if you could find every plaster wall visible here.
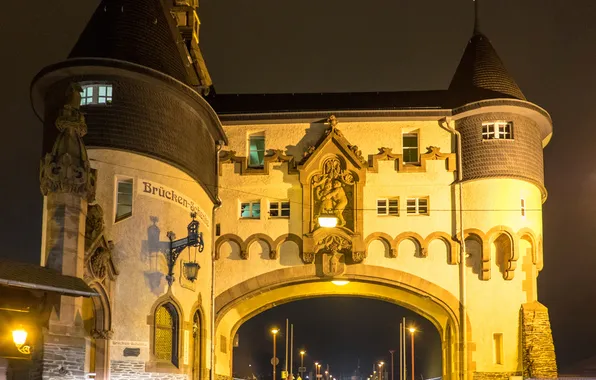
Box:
[89,149,214,376]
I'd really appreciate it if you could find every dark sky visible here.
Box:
[1,0,595,371]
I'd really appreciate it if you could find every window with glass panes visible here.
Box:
[240,201,261,219]
[80,84,112,105]
[115,178,133,222]
[377,198,399,216]
[402,133,419,163]
[482,122,513,140]
[406,197,429,215]
[248,134,265,167]
[270,201,290,217]
[154,303,178,366]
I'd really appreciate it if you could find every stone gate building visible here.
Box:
[18,0,558,379]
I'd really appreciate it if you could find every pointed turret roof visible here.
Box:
[68,0,198,87]
[449,1,525,102]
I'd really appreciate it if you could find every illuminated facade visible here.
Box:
[24,0,557,379]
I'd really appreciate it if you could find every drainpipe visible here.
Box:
[210,140,225,380]
[439,117,467,380]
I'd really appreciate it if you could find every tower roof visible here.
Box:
[68,0,198,87]
[449,32,526,101]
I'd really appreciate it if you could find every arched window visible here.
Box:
[155,303,179,366]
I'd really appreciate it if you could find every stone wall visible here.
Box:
[110,360,187,380]
[473,372,521,380]
[521,302,558,378]
[42,343,87,380]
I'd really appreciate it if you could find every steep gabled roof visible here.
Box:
[68,0,198,87]
[449,32,526,101]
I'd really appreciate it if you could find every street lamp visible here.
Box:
[12,327,30,354]
[408,328,416,380]
[316,363,321,380]
[272,328,280,380]
[318,214,338,228]
[378,362,384,380]
[165,212,205,286]
[300,350,306,379]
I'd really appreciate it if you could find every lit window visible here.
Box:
[80,84,113,106]
[482,122,513,140]
[155,303,178,366]
[521,199,526,217]
[402,133,419,163]
[270,201,290,218]
[406,197,429,215]
[115,178,133,222]
[377,198,399,216]
[493,333,503,365]
[248,134,265,167]
[240,201,261,219]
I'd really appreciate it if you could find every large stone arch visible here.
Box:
[214,265,470,380]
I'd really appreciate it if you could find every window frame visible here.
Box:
[114,177,133,223]
[402,132,420,164]
[406,197,430,216]
[482,121,513,140]
[154,303,179,368]
[493,333,504,365]
[269,200,291,218]
[377,198,399,216]
[80,83,113,106]
[247,133,266,168]
[239,200,261,219]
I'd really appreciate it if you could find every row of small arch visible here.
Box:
[214,226,542,277]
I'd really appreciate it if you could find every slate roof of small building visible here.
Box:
[68,0,198,87]
[0,259,97,297]
[448,32,526,101]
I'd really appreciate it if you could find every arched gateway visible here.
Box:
[30,1,557,379]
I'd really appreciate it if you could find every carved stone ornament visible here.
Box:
[91,329,114,340]
[90,246,112,280]
[315,235,352,277]
[40,83,96,201]
[85,203,105,243]
[312,157,354,230]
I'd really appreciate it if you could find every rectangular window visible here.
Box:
[115,178,133,222]
[216,223,221,236]
[240,201,261,219]
[406,197,429,215]
[248,134,265,167]
[521,199,526,217]
[80,84,112,106]
[403,133,419,163]
[482,122,513,140]
[270,201,290,218]
[493,333,504,364]
[377,198,399,216]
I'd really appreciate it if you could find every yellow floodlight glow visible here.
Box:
[331,280,350,286]
[12,328,27,346]
[318,215,338,228]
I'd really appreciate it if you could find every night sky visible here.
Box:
[1,0,595,373]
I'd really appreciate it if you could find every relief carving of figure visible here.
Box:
[312,158,353,228]
[90,247,111,279]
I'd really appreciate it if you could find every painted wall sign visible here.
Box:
[138,179,210,227]
[111,340,149,347]
[123,348,141,357]
[183,330,190,365]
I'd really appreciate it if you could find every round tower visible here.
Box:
[31,0,225,378]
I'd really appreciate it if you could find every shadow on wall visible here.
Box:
[142,216,170,295]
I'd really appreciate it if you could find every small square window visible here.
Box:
[270,201,290,218]
[248,134,265,168]
[406,197,429,215]
[482,122,513,140]
[403,133,419,163]
[240,201,261,219]
[80,83,112,106]
[115,178,133,222]
[377,198,399,216]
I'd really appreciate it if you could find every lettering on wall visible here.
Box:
[138,179,210,227]
[184,330,190,365]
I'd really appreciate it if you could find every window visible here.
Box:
[403,133,419,163]
[377,198,399,216]
[216,223,221,236]
[115,178,133,222]
[248,134,265,167]
[155,303,179,366]
[270,201,290,218]
[240,201,261,219]
[521,199,526,217]
[406,197,429,215]
[493,333,503,365]
[482,122,513,140]
[80,84,113,105]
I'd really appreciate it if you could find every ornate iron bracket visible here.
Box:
[165,212,204,286]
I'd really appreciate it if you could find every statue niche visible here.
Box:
[312,157,355,231]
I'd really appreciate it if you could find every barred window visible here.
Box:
[80,84,112,105]
[155,303,178,366]
[115,178,133,222]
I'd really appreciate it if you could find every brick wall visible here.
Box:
[41,343,87,380]
[110,360,187,380]
[456,112,544,188]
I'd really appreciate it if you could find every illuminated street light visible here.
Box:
[408,328,417,380]
[318,214,338,228]
[272,328,280,380]
[12,327,30,354]
[300,350,306,379]
[331,280,350,286]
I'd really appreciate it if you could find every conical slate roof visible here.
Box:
[69,0,197,86]
[449,32,526,101]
